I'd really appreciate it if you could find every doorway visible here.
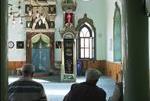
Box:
[26,33,54,75]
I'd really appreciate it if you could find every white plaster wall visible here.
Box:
[106,0,122,62]
[8,0,108,61]
[54,0,63,61]
[55,0,108,60]
[75,0,107,60]
[8,0,26,61]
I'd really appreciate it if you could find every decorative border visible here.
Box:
[16,41,24,49]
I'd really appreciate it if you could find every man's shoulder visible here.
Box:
[9,79,43,88]
[96,86,106,94]
[71,82,86,86]
[71,83,80,89]
[71,82,91,90]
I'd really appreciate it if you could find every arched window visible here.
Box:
[113,2,122,61]
[76,14,96,59]
[79,23,95,59]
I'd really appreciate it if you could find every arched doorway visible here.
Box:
[26,32,54,75]
[31,34,50,73]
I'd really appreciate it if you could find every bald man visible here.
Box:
[63,68,106,101]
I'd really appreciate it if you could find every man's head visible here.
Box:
[22,64,35,77]
[85,68,102,84]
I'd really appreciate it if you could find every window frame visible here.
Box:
[78,24,95,59]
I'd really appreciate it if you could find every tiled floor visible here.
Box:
[9,76,115,101]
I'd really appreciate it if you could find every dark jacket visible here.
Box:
[63,82,106,101]
[8,78,47,101]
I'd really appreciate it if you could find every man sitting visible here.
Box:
[63,68,106,101]
[8,64,47,101]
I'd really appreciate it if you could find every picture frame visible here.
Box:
[25,5,32,14]
[65,12,73,24]
[49,21,55,28]
[56,41,62,48]
[16,41,24,49]
[48,5,56,14]
[26,21,32,28]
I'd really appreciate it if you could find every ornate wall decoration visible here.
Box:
[64,39,74,74]
[76,13,96,34]
[49,5,56,14]
[60,0,77,81]
[24,0,56,75]
[61,0,77,11]
[60,25,77,38]
[25,0,56,31]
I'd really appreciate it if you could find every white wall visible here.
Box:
[8,0,26,61]
[75,0,107,60]
[8,0,108,61]
[54,0,64,61]
[55,0,108,60]
[106,0,122,62]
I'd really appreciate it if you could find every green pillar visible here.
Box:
[0,0,8,101]
[124,0,149,101]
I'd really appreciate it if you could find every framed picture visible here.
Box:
[26,21,32,28]
[50,21,55,28]
[65,12,73,24]
[16,41,24,49]
[48,5,56,14]
[25,5,32,14]
[56,41,62,48]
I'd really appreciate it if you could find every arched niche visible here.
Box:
[26,32,55,75]
[76,13,96,59]
[31,33,50,47]
[32,18,49,29]
[113,2,122,62]
[31,34,51,73]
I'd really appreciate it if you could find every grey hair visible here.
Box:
[85,68,102,81]
[22,64,35,74]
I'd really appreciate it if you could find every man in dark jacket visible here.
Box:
[63,68,106,101]
[8,64,47,101]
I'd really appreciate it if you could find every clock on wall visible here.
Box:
[8,41,15,49]
[145,0,150,16]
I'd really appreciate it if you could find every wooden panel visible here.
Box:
[105,61,122,82]
[79,60,106,74]
[8,61,25,70]
[8,60,122,82]
[83,60,122,82]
